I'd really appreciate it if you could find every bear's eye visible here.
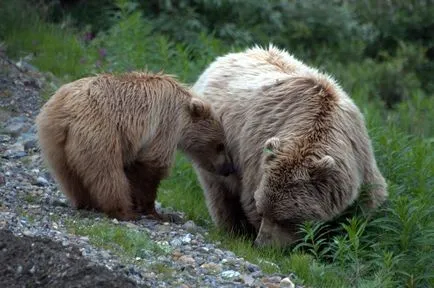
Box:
[216,143,225,152]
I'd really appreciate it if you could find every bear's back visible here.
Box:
[194,45,365,193]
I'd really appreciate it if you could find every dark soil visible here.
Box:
[0,230,143,288]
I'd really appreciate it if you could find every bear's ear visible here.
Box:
[263,137,280,161]
[189,98,211,120]
[310,155,336,179]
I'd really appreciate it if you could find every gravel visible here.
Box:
[0,55,300,287]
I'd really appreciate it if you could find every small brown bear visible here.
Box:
[192,44,388,247]
[36,71,234,221]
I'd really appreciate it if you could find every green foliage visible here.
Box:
[1,1,433,287]
[66,218,168,258]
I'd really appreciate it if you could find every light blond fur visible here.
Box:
[192,44,388,247]
[36,71,233,221]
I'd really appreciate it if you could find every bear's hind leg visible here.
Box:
[57,165,93,210]
[86,167,139,221]
[38,133,92,210]
[125,161,181,223]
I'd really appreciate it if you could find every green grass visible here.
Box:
[1,1,433,287]
[66,218,169,259]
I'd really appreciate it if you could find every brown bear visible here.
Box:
[192,44,388,247]
[36,71,234,221]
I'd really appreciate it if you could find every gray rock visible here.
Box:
[34,176,49,187]
[280,277,295,288]
[23,139,38,151]
[178,255,195,266]
[241,274,255,286]
[200,262,222,274]
[0,173,5,186]
[221,270,240,279]
[182,220,198,233]
[246,263,260,272]
[170,238,182,247]
[181,233,192,244]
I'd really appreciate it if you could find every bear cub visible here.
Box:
[36,71,234,221]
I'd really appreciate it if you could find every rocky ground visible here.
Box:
[0,54,299,288]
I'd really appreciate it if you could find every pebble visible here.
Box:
[241,274,255,285]
[178,255,196,266]
[29,265,36,274]
[247,263,260,272]
[266,276,282,283]
[34,176,49,187]
[170,238,182,247]
[23,139,38,151]
[221,270,240,279]
[280,277,295,288]
[181,233,192,244]
[182,220,198,233]
[200,262,222,274]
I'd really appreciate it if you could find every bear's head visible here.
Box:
[253,137,338,248]
[179,97,235,177]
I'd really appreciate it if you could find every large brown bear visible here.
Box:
[192,45,388,247]
[36,72,234,221]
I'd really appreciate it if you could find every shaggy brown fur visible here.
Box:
[36,72,234,221]
[192,45,388,247]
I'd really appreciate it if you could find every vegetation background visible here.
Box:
[1,0,433,287]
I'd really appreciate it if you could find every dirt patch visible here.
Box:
[0,229,143,288]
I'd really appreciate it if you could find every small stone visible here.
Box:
[0,173,5,186]
[199,247,209,253]
[112,218,119,224]
[246,263,260,272]
[178,255,195,266]
[125,223,138,229]
[221,270,240,279]
[264,283,280,288]
[172,250,182,260]
[29,265,36,274]
[34,176,49,186]
[265,276,282,283]
[80,236,89,242]
[22,229,32,236]
[4,144,26,159]
[0,135,11,143]
[24,139,38,151]
[182,220,198,233]
[241,274,255,286]
[200,262,222,274]
[181,233,192,244]
[170,238,182,247]
[280,277,295,288]
[16,265,23,275]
